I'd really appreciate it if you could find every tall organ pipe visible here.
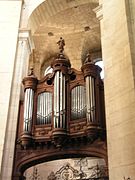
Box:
[22,75,38,147]
[81,59,102,125]
[51,39,71,145]
[85,76,95,123]
[23,88,34,132]
[53,71,66,129]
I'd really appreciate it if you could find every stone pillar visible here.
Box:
[0,1,23,179]
[95,0,135,179]
[0,25,34,180]
[18,29,35,78]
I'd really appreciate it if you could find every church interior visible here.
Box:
[0,0,135,180]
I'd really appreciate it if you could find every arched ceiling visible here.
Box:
[28,0,101,68]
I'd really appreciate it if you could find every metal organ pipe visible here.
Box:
[86,76,96,123]
[23,88,34,132]
[37,92,52,125]
[51,37,71,145]
[71,86,86,120]
[63,75,66,128]
[53,72,57,127]
[56,71,60,127]
[53,71,66,129]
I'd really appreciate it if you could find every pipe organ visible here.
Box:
[21,74,38,146]
[12,38,108,180]
[23,88,34,132]
[53,71,66,129]
[85,76,96,122]
[18,40,105,148]
[37,92,52,125]
[71,85,86,120]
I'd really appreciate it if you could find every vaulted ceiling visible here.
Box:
[28,0,101,70]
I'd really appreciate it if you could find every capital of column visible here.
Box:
[81,63,101,78]
[93,4,103,21]
[22,76,38,91]
[18,29,35,53]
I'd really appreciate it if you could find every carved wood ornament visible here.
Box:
[12,38,107,180]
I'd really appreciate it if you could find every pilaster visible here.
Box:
[98,0,135,179]
[0,29,34,179]
[0,1,22,179]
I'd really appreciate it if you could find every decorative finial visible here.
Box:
[57,37,65,53]
[84,53,93,64]
[28,67,34,76]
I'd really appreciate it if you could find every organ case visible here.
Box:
[18,44,105,148]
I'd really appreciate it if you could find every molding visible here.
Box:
[8,0,24,3]
[9,0,24,1]
[18,29,35,53]
[93,4,103,21]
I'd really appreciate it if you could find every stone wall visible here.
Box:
[1,0,135,180]
[0,1,22,179]
[99,0,135,179]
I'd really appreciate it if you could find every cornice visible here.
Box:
[18,29,35,52]
[93,4,103,21]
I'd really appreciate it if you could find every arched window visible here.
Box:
[44,66,53,76]
[95,59,104,79]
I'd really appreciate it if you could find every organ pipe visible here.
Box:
[21,72,38,147]
[71,86,86,120]
[85,76,96,123]
[53,71,66,129]
[37,92,52,125]
[23,88,34,132]
[81,54,102,125]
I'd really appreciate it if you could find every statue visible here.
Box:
[57,37,65,53]
[84,53,93,64]
[28,67,34,76]
[28,67,35,77]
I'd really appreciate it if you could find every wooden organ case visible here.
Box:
[12,39,107,180]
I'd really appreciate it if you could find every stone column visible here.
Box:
[0,1,23,179]
[0,26,34,179]
[95,0,135,179]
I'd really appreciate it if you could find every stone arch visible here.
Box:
[26,0,100,72]
[28,0,99,34]
[14,145,107,178]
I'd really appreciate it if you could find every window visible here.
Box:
[95,59,104,79]
[44,66,53,76]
